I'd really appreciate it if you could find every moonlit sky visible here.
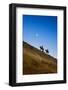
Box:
[23,15,57,58]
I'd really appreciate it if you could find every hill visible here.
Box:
[23,41,57,75]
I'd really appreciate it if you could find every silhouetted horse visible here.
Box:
[45,49,49,53]
[40,46,44,52]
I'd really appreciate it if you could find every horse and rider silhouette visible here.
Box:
[40,46,49,54]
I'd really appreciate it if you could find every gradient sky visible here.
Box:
[22,15,57,58]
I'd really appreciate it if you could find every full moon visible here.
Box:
[35,33,39,37]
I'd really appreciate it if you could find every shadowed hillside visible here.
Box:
[23,41,57,75]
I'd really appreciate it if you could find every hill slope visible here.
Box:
[23,41,57,75]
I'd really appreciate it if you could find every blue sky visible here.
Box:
[23,15,57,58]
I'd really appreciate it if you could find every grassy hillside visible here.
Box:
[23,41,57,75]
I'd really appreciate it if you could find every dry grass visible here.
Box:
[23,41,57,75]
